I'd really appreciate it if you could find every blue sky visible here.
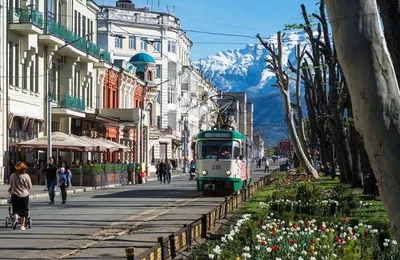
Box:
[98,0,319,60]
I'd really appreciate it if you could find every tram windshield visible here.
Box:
[197,140,240,160]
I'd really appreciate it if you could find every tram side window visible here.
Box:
[232,141,240,159]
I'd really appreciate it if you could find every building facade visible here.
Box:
[0,0,254,184]
[0,0,7,184]
[97,0,200,171]
[5,0,111,177]
[253,135,265,159]
[181,65,218,161]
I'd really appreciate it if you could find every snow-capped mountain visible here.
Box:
[193,31,309,146]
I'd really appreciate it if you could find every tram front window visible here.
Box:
[197,140,240,160]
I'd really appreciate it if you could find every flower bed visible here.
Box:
[194,174,397,260]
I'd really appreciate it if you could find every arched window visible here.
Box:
[147,103,153,125]
[147,70,152,81]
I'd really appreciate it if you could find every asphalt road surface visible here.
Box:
[0,159,284,260]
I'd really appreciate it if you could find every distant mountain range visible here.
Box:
[193,31,309,146]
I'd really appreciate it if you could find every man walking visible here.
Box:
[165,159,172,183]
[45,157,57,204]
[158,160,167,184]
[264,158,270,174]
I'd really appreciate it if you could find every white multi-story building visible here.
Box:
[0,0,7,184]
[97,0,196,167]
[181,66,218,161]
[253,135,265,159]
[4,0,111,178]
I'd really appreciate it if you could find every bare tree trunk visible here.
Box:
[331,112,353,184]
[358,136,371,193]
[283,89,318,178]
[291,46,312,163]
[256,32,319,178]
[319,127,331,172]
[350,130,362,188]
[377,0,400,87]
[301,3,334,172]
[349,108,362,187]
[326,0,400,241]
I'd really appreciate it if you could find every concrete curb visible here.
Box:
[0,172,190,205]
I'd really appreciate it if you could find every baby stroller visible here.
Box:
[5,194,32,229]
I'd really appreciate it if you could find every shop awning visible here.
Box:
[17,132,95,151]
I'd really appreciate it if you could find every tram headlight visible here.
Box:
[226,170,232,176]
[202,170,208,176]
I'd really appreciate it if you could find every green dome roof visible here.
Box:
[129,53,155,63]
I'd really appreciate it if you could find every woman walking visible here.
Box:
[9,161,32,230]
[62,161,72,188]
[57,167,70,204]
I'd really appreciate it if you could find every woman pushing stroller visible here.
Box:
[9,161,32,230]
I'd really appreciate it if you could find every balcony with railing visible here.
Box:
[57,94,86,112]
[160,128,179,136]
[38,18,111,63]
[8,8,44,34]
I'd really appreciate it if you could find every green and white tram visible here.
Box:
[195,129,252,196]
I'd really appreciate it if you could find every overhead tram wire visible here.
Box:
[52,12,312,44]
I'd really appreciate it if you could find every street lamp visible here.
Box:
[46,33,94,160]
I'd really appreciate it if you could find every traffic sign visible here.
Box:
[280,141,293,151]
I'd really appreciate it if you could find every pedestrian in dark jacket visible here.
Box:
[165,159,172,183]
[156,161,161,183]
[158,160,167,184]
[44,157,57,204]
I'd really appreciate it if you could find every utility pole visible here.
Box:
[46,33,94,160]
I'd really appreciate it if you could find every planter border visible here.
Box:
[126,169,279,260]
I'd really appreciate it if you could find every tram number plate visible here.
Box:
[212,165,221,170]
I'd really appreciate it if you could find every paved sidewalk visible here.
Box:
[0,170,188,204]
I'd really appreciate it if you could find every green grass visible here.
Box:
[243,174,389,224]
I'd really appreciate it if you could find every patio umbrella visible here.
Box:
[17,132,95,151]
[98,138,132,152]
[77,136,116,152]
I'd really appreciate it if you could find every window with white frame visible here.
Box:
[153,41,161,52]
[168,85,176,104]
[168,40,176,53]
[141,37,148,51]
[156,90,161,104]
[115,37,123,49]
[124,93,129,108]
[129,36,136,49]
[155,65,161,79]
